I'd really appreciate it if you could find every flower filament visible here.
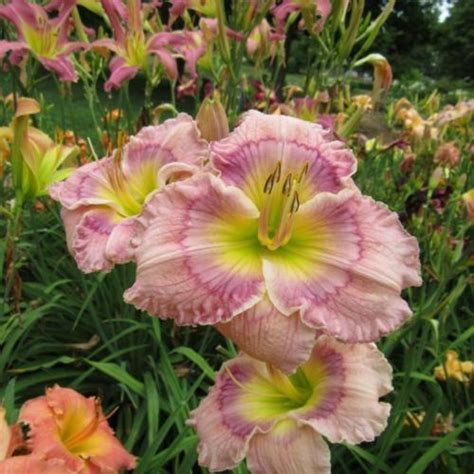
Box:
[257,161,308,250]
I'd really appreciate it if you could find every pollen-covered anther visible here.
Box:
[258,162,307,250]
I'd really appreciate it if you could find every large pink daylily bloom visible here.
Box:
[94,0,178,91]
[0,0,86,81]
[124,111,421,372]
[50,113,208,273]
[188,336,393,473]
[18,385,136,473]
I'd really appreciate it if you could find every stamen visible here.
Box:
[290,192,300,213]
[282,173,292,196]
[258,162,308,250]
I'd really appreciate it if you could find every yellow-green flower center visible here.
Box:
[257,162,308,251]
[231,361,327,423]
[23,21,59,59]
[125,32,146,68]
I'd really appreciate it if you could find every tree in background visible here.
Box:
[438,0,474,80]
[365,0,441,79]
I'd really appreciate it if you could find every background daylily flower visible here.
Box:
[94,0,178,91]
[188,336,393,473]
[273,0,332,34]
[50,113,208,273]
[0,0,87,81]
[18,385,136,473]
[124,111,421,372]
[7,97,78,202]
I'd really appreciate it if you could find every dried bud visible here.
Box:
[434,141,460,168]
[196,97,229,142]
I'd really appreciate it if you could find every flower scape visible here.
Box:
[0,0,472,473]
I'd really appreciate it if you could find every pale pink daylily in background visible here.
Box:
[18,385,135,473]
[188,336,393,473]
[124,111,421,373]
[50,113,208,273]
[94,0,178,91]
[0,0,86,81]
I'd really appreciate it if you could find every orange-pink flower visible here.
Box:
[18,386,136,473]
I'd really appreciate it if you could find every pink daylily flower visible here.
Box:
[188,336,393,473]
[272,0,332,34]
[95,0,178,91]
[124,111,421,372]
[0,0,87,81]
[0,456,69,474]
[18,385,136,473]
[50,113,208,273]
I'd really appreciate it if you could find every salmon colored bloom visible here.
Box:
[125,111,421,372]
[273,0,332,34]
[188,336,392,473]
[50,113,208,273]
[0,0,86,81]
[18,385,136,473]
[0,456,69,474]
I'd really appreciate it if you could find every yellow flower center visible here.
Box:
[125,32,146,68]
[23,20,59,59]
[257,162,308,251]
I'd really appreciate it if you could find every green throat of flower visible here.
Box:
[257,161,308,251]
[23,23,60,58]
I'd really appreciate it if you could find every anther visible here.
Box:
[263,172,275,194]
[274,161,282,183]
[282,174,292,196]
[298,163,309,182]
[290,192,300,213]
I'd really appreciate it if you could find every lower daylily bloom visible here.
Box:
[188,336,392,473]
[0,0,86,81]
[50,113,208,273]
[125,111,421,372]
[18,385,136,473]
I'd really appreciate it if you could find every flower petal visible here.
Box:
[187,355,274,471]
[0,456,69,474]
[70,207,118,273]
[247,420,331,474]
[40,55,78,82]
[49,157,118,210]
[104,56,139,92]
[104,216,141,264]
[294,336,392,444]
[263,189,421,342]
[211,110,356,210]
[124,174,265,325]
[216,296,316,373]
[0,407,11,461]
[121,113,208,198]
[0,40,28,59]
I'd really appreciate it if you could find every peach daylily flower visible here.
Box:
[18,386,136,473]
[188,336,392,473]
[125,111,421,373]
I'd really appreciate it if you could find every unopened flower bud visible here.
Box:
[196,97,229,142]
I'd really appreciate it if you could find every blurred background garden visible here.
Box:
[0,0,473,473]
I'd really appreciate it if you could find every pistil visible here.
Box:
[258,162,308,250]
